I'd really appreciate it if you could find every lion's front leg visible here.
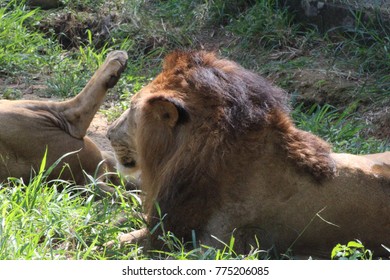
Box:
[119,228,150,245]
[103,227,150,249]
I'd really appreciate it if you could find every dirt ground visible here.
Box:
[86,112,113,152]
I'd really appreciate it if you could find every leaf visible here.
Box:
[347,240,365,249]
[331,243,343,259]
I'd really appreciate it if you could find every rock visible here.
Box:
[280,0,390,32]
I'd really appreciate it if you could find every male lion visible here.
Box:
[0,51,128,192]
[107,50,390,258]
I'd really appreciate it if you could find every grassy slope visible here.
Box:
[0,0,389,260]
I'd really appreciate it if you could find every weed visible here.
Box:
[206,0,256,25]
[62,0,105,11]
[331,240,373,260]
[1,88,22,100]
[0,152,144,260]
[0,0,59,77]
[332,8,390,75]
[149,228,267,260]
[229,0,299,50]
[293,103,389,154]
[324,7,390,101]
[46,58,88,98]
[47,30,112,98]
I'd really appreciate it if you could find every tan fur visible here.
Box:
[108,51,390,258]
[0,51,128,191]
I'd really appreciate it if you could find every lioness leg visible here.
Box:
[58,50,128,139]
[0,51,128,186]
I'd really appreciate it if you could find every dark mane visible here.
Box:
[271,109,336,178]
[161,50,335,179]
[163,50,289,133]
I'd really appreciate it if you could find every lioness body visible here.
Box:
[0,51,128,186]
[0,100,103,183]
[108,51,390,258]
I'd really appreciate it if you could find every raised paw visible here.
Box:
[102,50,128,89]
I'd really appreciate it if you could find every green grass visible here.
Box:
[228,0,299,50]
[314,6,390,104]
[0,165,264,260]
[0,153,145,260]
[329,8,390,76]
[0,0,60,77]
[293,103,389,154]
[45,31,112,98]
[0,179,144,259]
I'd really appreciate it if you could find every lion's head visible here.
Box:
[108,50,335,184]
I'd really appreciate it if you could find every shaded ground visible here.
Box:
[86,113,113,152]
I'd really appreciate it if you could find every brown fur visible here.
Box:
[270,109,336,179]
[0,51,128,192]
[108,51,390,258]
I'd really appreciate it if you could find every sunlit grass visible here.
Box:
[0,0,60,77]
[293,103,389,154]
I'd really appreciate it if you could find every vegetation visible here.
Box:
[331,240,373,260]
[0,1,59,76]
[0,0,388,259]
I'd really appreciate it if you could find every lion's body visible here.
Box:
[0,51,128,187]
[202,146,390,257]
[108,51,390,258]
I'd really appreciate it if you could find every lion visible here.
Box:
[107,50,390,258]
[0,50,128,193]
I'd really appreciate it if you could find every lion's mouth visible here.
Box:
[115,156,139,178]
[123,160,137,169]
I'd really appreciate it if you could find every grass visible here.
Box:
[0,152,145,260]
[0,0,389,260]
[228,0,299,50]
[0,179,143,260]
[0,157,264,260]
[329,8,390,76]
[0,0,59,77]
[293,103,389,154]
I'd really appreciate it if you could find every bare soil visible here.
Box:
[86,113,113,152]
[270,67,390,141]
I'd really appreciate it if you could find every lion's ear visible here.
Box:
[145,96,187,128]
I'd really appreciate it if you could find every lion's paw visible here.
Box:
[103,50,128,89]
[118,228,148,244]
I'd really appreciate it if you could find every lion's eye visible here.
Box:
[123,160,136,168]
